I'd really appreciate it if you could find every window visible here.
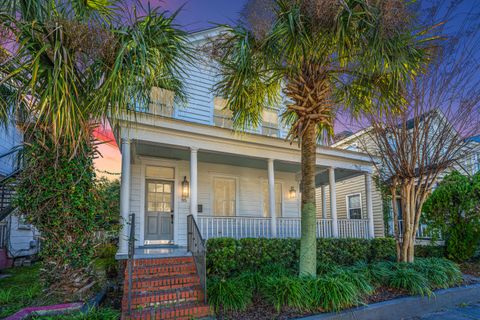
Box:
[262,182,282,217]
[345,143,358,152]
[213,97,233,129]
[17,215,31,230]
[262,109,279,137]
[347,194,362,219]
[213,177,236,216]
[146,181,172,213]
[145,166,175,179]
[149,87,174,117]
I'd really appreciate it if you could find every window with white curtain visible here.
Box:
[262,182,282,217]
[213,177,236,216]
[347,194,362,219]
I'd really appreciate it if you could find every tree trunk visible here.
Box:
[398,179,417,263]
[299,122,317,277]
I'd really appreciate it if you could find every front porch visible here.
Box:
[116,116,379,255]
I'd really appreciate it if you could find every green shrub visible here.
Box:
[207,277,253,312]
[388,265,431,296]
[206,238,238,277]
[260,276,308,312]
[316,238,371,265]
[415,245,445,258]
[369,238,396,261]
[308,274,361,311]
[368,261,396,286]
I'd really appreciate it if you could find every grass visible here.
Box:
[0,264,46,318]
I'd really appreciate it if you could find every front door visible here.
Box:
[145,180,174,243]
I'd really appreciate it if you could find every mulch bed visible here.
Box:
[460,260,480,278]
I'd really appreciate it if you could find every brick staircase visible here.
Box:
[121,256,211,320]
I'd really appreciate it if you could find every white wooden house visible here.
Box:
[114,28,384,256]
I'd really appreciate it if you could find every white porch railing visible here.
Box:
[338,219,369,239]
[397,221,438,239]
[197,216,368,240]
[197,216,272,239]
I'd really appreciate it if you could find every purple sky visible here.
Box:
[148,0,247,31]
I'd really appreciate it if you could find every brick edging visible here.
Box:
[298,283,480,320]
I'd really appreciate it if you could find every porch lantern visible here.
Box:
[288,186,297,199]
[181,176,190,201]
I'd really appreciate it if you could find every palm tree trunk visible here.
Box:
[299,122,317,277]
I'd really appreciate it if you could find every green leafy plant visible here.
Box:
[260,276,308,312]
[207,277,253,312]
[423,172,480,262]
[388,266,431,296]
[308,274,361,312]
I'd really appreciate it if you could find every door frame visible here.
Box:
[138,157,179,246]
[144,179,175,244]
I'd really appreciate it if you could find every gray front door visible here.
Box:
[145,180,174,243]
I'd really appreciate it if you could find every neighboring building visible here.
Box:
[0,120,39,269]
[328,114,480,240]
[113,27,382,257]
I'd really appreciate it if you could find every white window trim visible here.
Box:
[346,193,363,219]
[210,174,240,217]
[259,178,285,218]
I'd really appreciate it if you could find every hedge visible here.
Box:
[206,237,444,277]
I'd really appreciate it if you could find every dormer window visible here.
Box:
[149,87,174,117]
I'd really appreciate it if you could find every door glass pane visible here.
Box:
[156,184,164,193]
[164,184,171,193]
[147,202,155,211]
[148,183,155,192]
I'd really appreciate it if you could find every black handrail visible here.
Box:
[187,214,207,303]
[126,213,135,315]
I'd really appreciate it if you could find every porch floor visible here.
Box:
[116,245,191,260]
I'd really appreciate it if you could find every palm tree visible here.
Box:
[214,0,430,276]
[0,0,190,150]
[0,0,191,295]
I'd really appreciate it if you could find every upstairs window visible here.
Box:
[347,194,362,219]
[149,87,174,117]
[262,109,279,137]
[213,97,233,129]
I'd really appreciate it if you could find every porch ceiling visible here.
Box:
[135,141,364,185]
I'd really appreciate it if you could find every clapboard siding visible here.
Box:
[0,122,21,176]
[315,175,384,237]
[129,158,300,247]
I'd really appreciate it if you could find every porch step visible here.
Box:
[127,262,197,279]
[122,257,210,320]
[124,274,201,293]
[124,302,210,320]
[122,285,205,309]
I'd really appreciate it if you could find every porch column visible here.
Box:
[321,185,327,219]
[329,167,339,237]
[365,172,375,238]
[119,138,131,254]
[268,159,277,237]
[190,147,198,220]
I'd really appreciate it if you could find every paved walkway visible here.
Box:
[413,303,480,319]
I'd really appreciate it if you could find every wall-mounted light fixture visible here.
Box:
[181,176,190,201]
[288,186,297,199]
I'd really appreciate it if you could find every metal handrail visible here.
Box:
[187,214,207,304]
[126,213,135,315]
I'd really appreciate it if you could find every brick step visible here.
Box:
[123,302,210,320]
[124,274,201,293]
[130,257,194,267]
[122,285,205,310]
[126,263,197,278]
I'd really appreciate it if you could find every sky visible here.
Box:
[94,0,480,177]
[95,0,248,178]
